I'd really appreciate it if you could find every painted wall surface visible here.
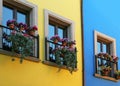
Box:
[0,0,82,86]
[83,0,120,86]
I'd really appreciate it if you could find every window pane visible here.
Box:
[97,42,101,53]
[17,12,26,23]
[58,28,63,39]
[48,24,55,39]
[2,6,13,51]
[103,44,107,53]
[2,6,13,26]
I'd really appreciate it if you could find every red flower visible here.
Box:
[32,25,38,30]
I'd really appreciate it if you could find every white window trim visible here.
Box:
[1,0,38,26]
[94,30,116,56]
[0,0,38,57]
[44,9,75,41]
[44,9,75,60]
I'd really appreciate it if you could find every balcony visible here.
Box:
[0,24,39,62]
[43,37,77,73]
[94,53,119,82]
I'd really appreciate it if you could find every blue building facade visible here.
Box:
[83,0,120,86]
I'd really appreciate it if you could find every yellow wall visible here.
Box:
[0,0,83,86]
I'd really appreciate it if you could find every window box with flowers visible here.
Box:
[0,19,39,63]
[94,53,119,82]
[43,35,77,73]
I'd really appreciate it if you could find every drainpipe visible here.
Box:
[80,0,85,86]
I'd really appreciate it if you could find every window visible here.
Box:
[0,0,39,62]
[44,10,77,71]
[94,31,118,82]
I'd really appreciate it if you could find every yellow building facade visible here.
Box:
[0,0,83,86]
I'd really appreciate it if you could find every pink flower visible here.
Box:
[60,38,68,42]
[50,35,60,41]
[6,19,16,26]
[18,22,28,30]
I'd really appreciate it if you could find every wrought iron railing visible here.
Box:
[95,55,118,78]
[45,38,77,67]
[0,24,39,58]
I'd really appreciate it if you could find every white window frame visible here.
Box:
[94,30,118,75]
[44,9,75,60]
[94,30,116,56]
[0,0,38,57]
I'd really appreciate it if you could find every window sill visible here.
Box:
[42,60,78,72]
[94,73,119,82]
[0,49,40,62]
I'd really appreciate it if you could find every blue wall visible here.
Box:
[83,0,120,86]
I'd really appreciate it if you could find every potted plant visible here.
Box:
[8,31,33,63]
[6,19,17,30]
[61,38,68,47]
[28,25,38,36]
[113,56,119,63]
[50,35,60,43]
[52,38,77,73]
[100,66,111,76]
[97,53,118,61]
[114,71,120,79]
[6,19,38,63]
[67,40,76,48]
[53,47,77,73]
[18,22,28,32]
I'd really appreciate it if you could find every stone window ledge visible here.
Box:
[0,49,40,62]
[42,60,78,72]
[94,73,119,82]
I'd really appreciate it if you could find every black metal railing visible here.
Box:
[95,55,118,78]
[0,24,39,58]
[45,38,77,67]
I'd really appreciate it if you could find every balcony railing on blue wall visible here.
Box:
[95,55,118,78]
[0,24,39,58]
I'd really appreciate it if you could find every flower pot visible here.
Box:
[117,76,120,79]
[113,58,118,63]
[19,27,24,32]
[9,24,15,30]
[54,39,58,44]
[69,44,74,48]
[101,71,109,76]
[29,30,35,36]
[62,42,67,46]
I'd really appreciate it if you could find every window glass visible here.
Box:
[58,28,63,39]
[17,12,26,23]
[97,42,101,53]
[2,6,13,50]
[2,6,13,26]
[103,43,107,53]
[49,24,55,39]
[2,6,28,51]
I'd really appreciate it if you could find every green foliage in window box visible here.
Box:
[100,66,111,76]
[114,71,120,79]
[54,47,77,73]
[97,53,119,62]
[6,19,38,63]
[52,38,77,74]
[8,32,33,63]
